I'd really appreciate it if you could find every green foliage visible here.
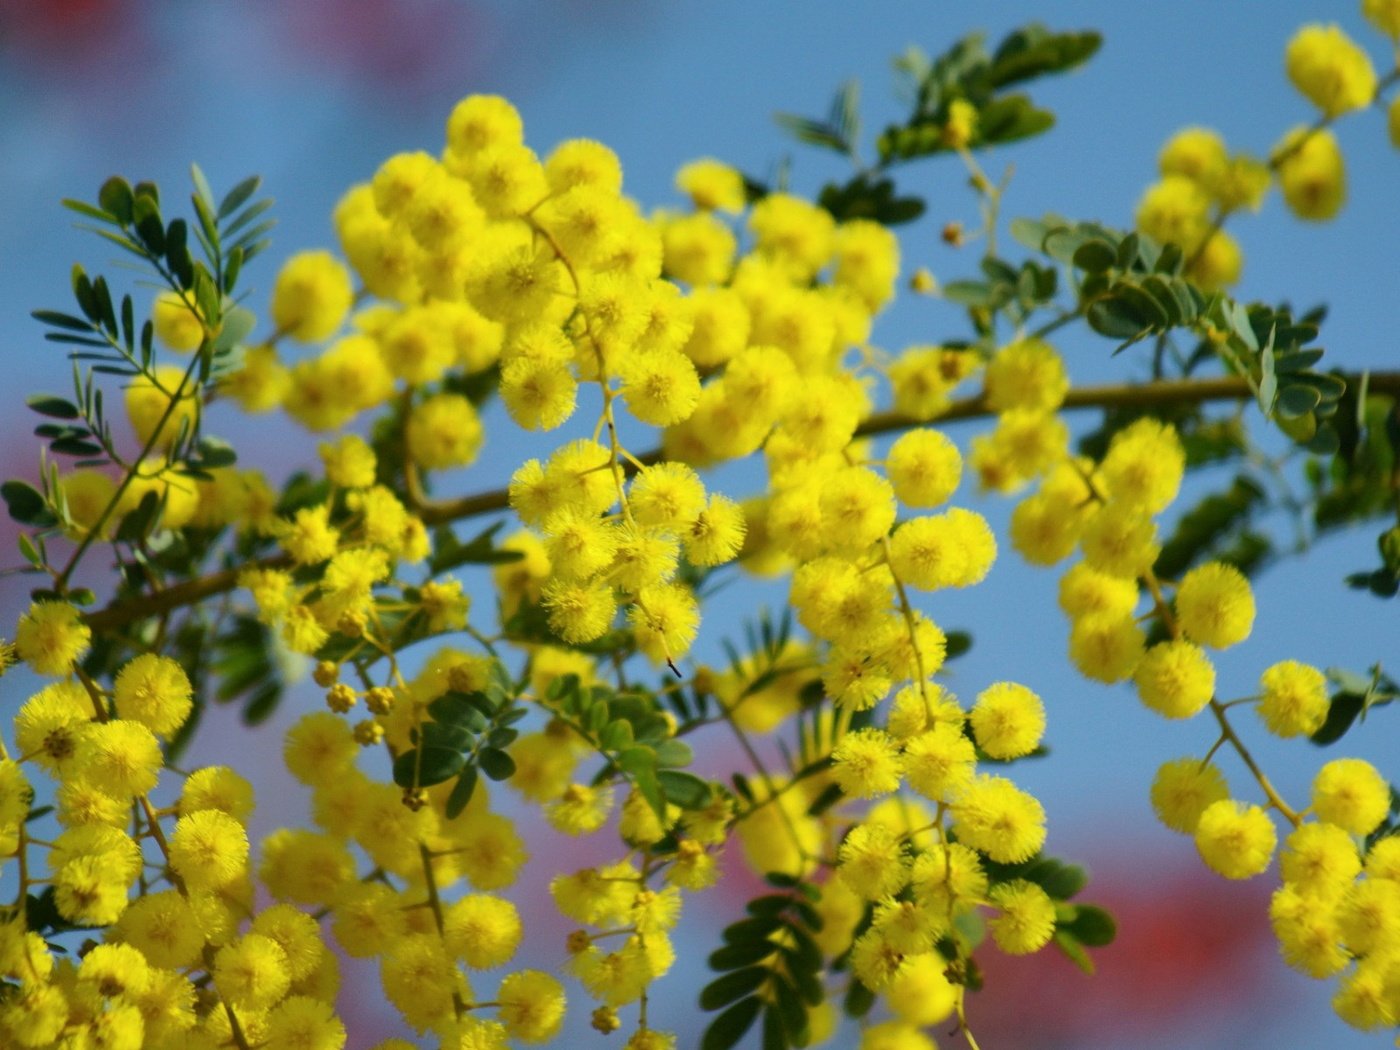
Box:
[1310,665,1398,746]
[700,877,826,1050]
[392,659,527,817]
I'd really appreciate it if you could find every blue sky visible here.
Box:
[1,2,1397,1046]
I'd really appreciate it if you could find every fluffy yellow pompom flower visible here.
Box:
[319,434,377,490]
[15,600,91,676]
[630,463,706,530]
[950,775,1047,863]
[264,996,345,1050]
[983,338,1068,412]
[112,653,193,738]
[501,356,577,431]
[1285,24,1377,118]
[58,468,117,539]
[71,720,162,797]
[283,712,358,787]
[989,879,1057,955]
[169,809,250,890]
[748,193,834,279]
[1010,490,1086,566]
[1187,229,1244,291]
[1100,418,1185,513]
[831,728,904,799]
[548,783,614,835]
[1058,561,1139,620]
[1194,799,1276,879]
[497,970,567,1044]
[543,578,617,644]
[1364,0,1400,37]
[684,495,746,566]
[887,428,962,508]
[971,682,1045,759]
[889,514,965,590]
[1274,126,1346,221]
[1150,758,1229,834]
[619,349,701,427]
[875,958,954,1030]
[215,933,292,1010]
[1079,502,1160,579]
[125,364,199,452]
[1311,758,1390,835]
[1136,175,1210,251]
[1159,126,1228,189]
[406,393,484,470]
[1133,640,1215,719]
[112,890,204,970]
[152,290,205,352]
[1256,659,1329,738]
[837,822,910,900]
[661,211,737,286]
[446,94,523,155]
[271,250,354,343]
[1279,822,1361,898]
[902,722,977,801]
[819,467,897,554]
[250,903,324,982]
[630,584,700,664]
[1068,611,1145,683]
[1175,561,1255,649]
[221,344,291,413]
[676,158,746,213]
[443,894,522,969]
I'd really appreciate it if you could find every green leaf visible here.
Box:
[219,175,263,220]
[653,738,693,767]
[1008,216,1051,252]
[774,114,848,154]
[1071,240,1116,274]
[1053,929,1095,974]
[617,746,656,775]
[942,280,996,307]
[2,480,54,527]
[1276,382,1321,419]
[599,720,634,751]
[392,747,466,789]
[978,94,1055,144]
[18,532,43,568]
[98,177,134,225]
[1086,297,1147,340]
[770,975,808,1043]
[32,309,94,333]
[1024,858,1088,900]
[843,979,876,1018]
[700,968,769,1011]
[987,26,1101,88]
[445,766,479,819]
[27,395,81,420]
[709,942,777,970]
[658,769,712,809]
[1062,903,1116,946]
[702,997,763,1050]
[1310,690,1365,746]
[479,747,515,781]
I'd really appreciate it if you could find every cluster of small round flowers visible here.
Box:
[238,434,461,658]
[826,682,1052,998]
[1139,126,1269,287]
[0,649,335,1050]
[970,336,1070,492]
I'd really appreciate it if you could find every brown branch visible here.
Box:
[83,371,1400,634]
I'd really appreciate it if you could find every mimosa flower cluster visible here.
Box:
[2,6,1399,1048]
